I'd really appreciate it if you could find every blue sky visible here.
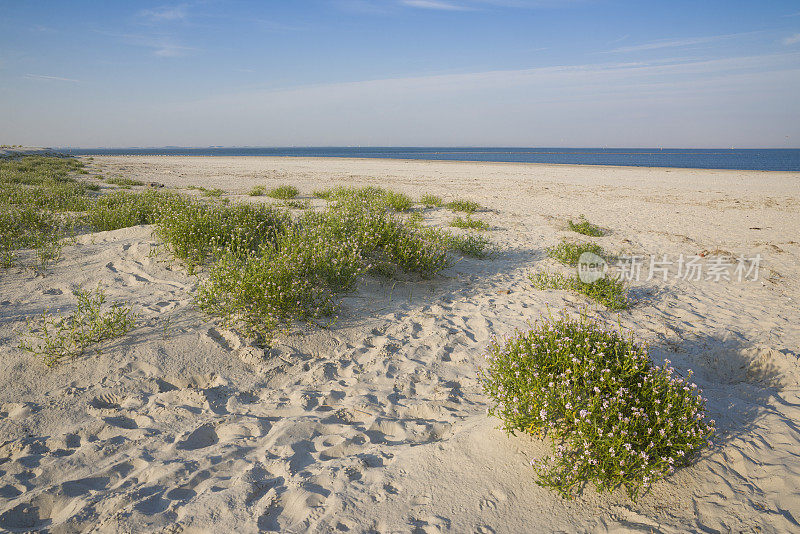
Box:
[1,0,799,147]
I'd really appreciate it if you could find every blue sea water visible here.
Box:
[59,147,800,172]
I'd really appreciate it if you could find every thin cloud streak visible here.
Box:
[603,32,755,54]
[400,0,474,10]
[24,74,80,82]
[783,33,800,46]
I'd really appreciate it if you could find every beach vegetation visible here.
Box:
[266,185,299,199]
[547,241,606,266]
[568,216,605,237]
[420,194,443,208]
[446,199,480,213]
[450,215,489,230]
[442,232,492,259]
[105,176,144,187]
[481,313,715,501]
[20,287,137,367]
[530,271,629,310]
[249,185,266,196]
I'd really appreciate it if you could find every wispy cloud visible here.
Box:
[604,32,753,54]
[400,0,473,10]
[24,74,79,83]
[783,33,800,46]
[139,4,189,23]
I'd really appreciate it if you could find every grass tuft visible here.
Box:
[420,194,443,208]
[446,199,481,213]
[20,287,136,366]
[568,216,605,237]
[249,185,266,196]
[105,177,144,187]
[530,271,629,310]
[547,241,605,266]
[450,215,489,231]
[267,185,299,199]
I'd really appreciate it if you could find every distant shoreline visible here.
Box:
[55,147,800,172]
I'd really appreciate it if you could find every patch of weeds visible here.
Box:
[154,199,290,272]
[316,186,412,211]
[187,185,225,197]
[446,199,480,213]
[481,313,714,501]
[280,199,311,209]
[313,188,334,200]
[547,241,605,266]
[442,232,492,259]
[381,190,413,212]
[249,185,266,196]
[86,190,176,231]
[20,287,137,366]
[568,216,605,237]
[267,185,299,200]
[195,197,451,340]
[420,194,443,208]
[529,271,629,310]
[105,177,144,187]
[450,215,489,230]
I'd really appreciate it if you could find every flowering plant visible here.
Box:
[481,313,714,500]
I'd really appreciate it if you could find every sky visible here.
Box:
[1,0,799,148]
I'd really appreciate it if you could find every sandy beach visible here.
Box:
[1,155,799,533]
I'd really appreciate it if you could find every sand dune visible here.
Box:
[1,156,798,532]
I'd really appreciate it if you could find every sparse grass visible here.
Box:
[249,185,266,196]
[195,195,451,340]
[568,216,605,237]
[529,271,629,310]
[420,194,443,208]
[313,186,411,211]
[266,185,299,200]
[280,199,311,209]
[86,190,176,231]
[481,313,714,501]
[446,199,480,213]
[187,185,225,197]
[442,232,492,259]
[20,287,136,366]
[105,177,144,187]
[547,241,605,266]
[313,188,334,200]
[450,215,489,230]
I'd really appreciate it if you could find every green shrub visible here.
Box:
[446,199,480,213]
[450,215,489,230]
[547,241,605,266]
[154,199,290,271]
[316,186,412,211]
[481,314,714,501]
[442,233,492,258]
[420,194,443,208]
[568,216,604,237]
[86,190,175,231]
[105,177,144,187]
[267,185,299,199]
[313,188,334,200]
[530,271,629,310]
[381,190,413,212]
[187,185,225,197]
[280,199,311,209]
[20,287,136,366]
[195,196,451,340]
[249,185,266,196]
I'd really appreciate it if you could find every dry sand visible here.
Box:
[1,156,799,533]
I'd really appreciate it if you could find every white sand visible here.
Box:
[1,156,798,532]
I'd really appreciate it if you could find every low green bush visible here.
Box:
[105,177,144,187]
[450,215,489,230]
[442,232,492,258]
[446,199,480,213]
[530,271,629,310]
[249,185,266,196]
[568,216,605,237]
[481,314,714,500]
[547,241,605,266]
[267,185,299,199]
[20,287,136,366]
[420,194,443,208]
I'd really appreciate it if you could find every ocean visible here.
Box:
[58,147,800,172]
